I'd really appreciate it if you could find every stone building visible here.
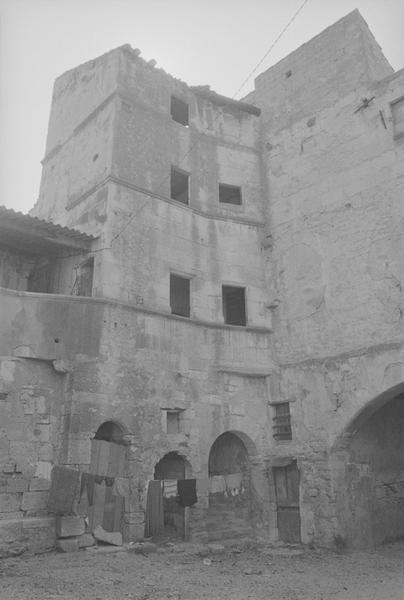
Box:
[0,9,403,553]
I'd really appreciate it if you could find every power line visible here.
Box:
[233,0,310,99]
[103,0,310,247]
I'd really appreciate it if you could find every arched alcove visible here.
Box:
[147,452,192,540]
[154,451,191,480]
[207,431,257,541]
[94,420,127,445]
[208,432,250,476]
[85,420,128,539]
[332,385,404,548]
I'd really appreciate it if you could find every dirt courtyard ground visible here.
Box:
[1,539,404,600]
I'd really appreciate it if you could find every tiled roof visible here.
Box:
[0,205,96,253]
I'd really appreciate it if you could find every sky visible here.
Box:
[0,0,403,215]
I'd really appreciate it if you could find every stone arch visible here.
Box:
[154,451,192,480]
[206,430,264,542]
[208,429,259,467]
[94,419,129,445]
[209,431,252,476]
[87,420,129,541]
[331,382,404,549]
[147,451,193,540]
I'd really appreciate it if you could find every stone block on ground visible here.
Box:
[56,537,80,553]
[47,466,80,515]
[56,515,85,538]
[78,533,95,548]
[94,525,122,546]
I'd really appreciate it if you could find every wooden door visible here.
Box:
[273,461,301,543]
[88,439,125,533]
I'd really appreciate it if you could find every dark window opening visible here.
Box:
[170,96,189,126]
[171,168,189,205]
[94,421,126,445]
[391,97,404,138]
[219,184,242,205]
[27,259,53,293]
[222,285,246,326]
[76,257,94,297]
[166,411,181,434]
[170,274,190,317]
[273,403,292,441]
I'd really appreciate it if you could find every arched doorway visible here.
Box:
[150,452,190,540]
[332,384,404,548]
[84,421,127,538]
[207,432,255,542]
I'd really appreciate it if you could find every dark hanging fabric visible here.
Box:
[47,466,80,515]
[177,479,197,507]
[80,472,96,506]
[144,480,164,538]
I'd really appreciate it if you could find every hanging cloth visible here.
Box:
[177,479,197,507]
[144,480,164,538]
[80,472,96,506]
[224,473,242,496]
[209,475,226,494]
[163,479,178,498]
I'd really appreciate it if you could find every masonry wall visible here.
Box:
[23,10,404,549]
[254,10,393,133]
[66,301,273,540]
[257,15,404,545]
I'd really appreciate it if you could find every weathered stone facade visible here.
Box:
[0,9,403,552]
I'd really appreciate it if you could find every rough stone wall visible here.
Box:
[8,10,403,550]
[254,10,393,133]
[333,393,404,548]
[257,18,404,545]
[65,302,272,539]
[0,288,105,552]
[0,357,64,554]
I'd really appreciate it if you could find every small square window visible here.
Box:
[171,96,189,126]
[166,411,181,434]
[219,184,242,205]
[170,273,190,317]
[273,403,292,441]
[222,285,246,326]
[171,167,189,205]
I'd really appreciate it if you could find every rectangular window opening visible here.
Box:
[170,273,190,317]
[171,167,189,205]
[273,403,292,441]
[27,259,53,293]
[166,411,181,434]
[222,285,246,326]
[391,97,404,139]
[219,184,242,205]
[170,96,189,126]
[76,257,94,297]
